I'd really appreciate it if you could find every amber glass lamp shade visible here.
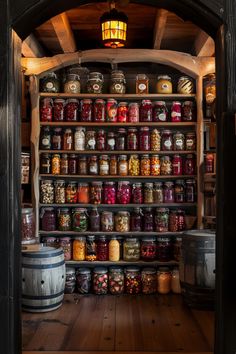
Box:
[100,8,128,48]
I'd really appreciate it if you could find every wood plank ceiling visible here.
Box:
[21,2,215,58]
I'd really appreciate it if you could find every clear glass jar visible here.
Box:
[101,211,114,232]
[110,155,117,175]
[163,181,175,203]
[153,101,168,122]
[118,102,128,122]
[99,155,110,176]
[177,209,186,231]
[128,155,140,176]
[127,128,138,151]
[116,128,127,150]
[80,99,92,122]
[155,208,169,232]
[93,267,108,294]
[63,128,73,150]
[94,99,106,122]
[76,268,91,294]
[151,154,160,176]
[52,127,62,150]
[123,238,140,261]
[141,237,156,261]
[156,75,172,94]
[104,182,116,204]
[141,154,150,176]
[128,102,139,122]
[182,101,195,121]
[184,154,196,175]
[86,130,96,150]
[151,129,161,151]
[53,98,65,122]
[78,156,87,175]
[86,235,97,261]
[109,236,120,261]
[64,73,80,93]
[140,100,152,122]
[66,182,77,203]
[97,235,109,261]
[139,127,150,151]
[90,181,102,204]
[185,131,196,151]
[42,236,58,248]
[65,98,79,121]
[136,74,149,94]
[41,72,60,93]
[40,126,51,150]
[68,154,77,175]
[51,154,60,175]
[115,211,130,232]
[58,208,71,231]
[171,101,182,122]
[40,153,51,174]
[40,179,54,204]
[118,155,128,176]
[88,155,98,175]
[89,207,100,232]
[141,268,157,294]
[156,237,172,261]
[65,267,76,294]
[60,154,68,175]
[185,179,196,202]
[117,181,131,204]
[73,237,86,261]
[54,179,65,204]
[177,76,194,94]
[74,127,85,151]
[59,237,72,261]
[132,183,143,204]
[172,154,183,176]
[175,179,185,203]
[143,207,154,232]
[97,129,106,150]
[205,153,214,173]
[109,267,124,294]
[160,156,172,175]
[21,208,36,244]
[169,210,179,232]
[107,132,116,151]
[144,182,154,204]
[157,267,171,294]
[130,207,142,232]
[173,132,185,151]
[87,72,104,94]
[153,182,163,203]
[41,207,56,231]
[171,267,181,294]
[125,266,141,294]
[40,98,53,122]
[106,98,118,122]
[110,70,126,94]
[162,130,173,151]
[77,182,89,204]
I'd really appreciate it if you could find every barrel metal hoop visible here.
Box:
[22,261,65,269]
[22,301,63,311]
[22,250,63,258]
[22,290,64,300]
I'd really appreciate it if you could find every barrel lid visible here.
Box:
[22,246,63,257]
[183,229,215,238]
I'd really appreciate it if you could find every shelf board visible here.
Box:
[40,121,197,127]
[39,231,183,236]
[65,260,179,267]
[39,150,196,155]
[39,93,196,99]
[39,174,197,179]
[39,203,197,208]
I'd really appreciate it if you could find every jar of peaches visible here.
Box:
[141,154,151,176]
[118,155,128,176]
[128,154,140,176]
[151,154,160,176]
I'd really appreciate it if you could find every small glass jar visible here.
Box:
[73,237,86,261]
[185,179,196,202]
[151,129,161,151]
[130,207,142,232]
[182,101,195,121]
[21,208,36,244]
[88,155,98,175]
[171,267,181,294]
[155,208,169,232]
[64,73,80,93]
[110,155,117,175]
[66,182,77,203]
[99,155,110,176]
[109,267,124,294]
[74,127,85,151]
[177,76,194,94]
[42,236,57,248]
[94,99,106,122]
[173,132,185,151]
[177,209,186,231]
[125,267,141,294]
[185,132,196,151]
[40,126,51,150]
[40,98,53,122]
[161,130,173,151]
[184,154,196,175]
[117,181,131,204]
[136,74,149,94]
[205,153,214,173]
[60,154,68,175]
[123,238,140,261]
[141,237,156,261]
[116,128,127,150]
[85,130,96,150]
[141,268,157,294]
[86,235,97,261]
[169,210,179,232]
[40,153,51,174]
[89,207,100,232]
[139,127,150,151]
[160,156,172,175]
[156,75,172,94]
[52,127,62,150]
[101,211,114,232]
[163,182,174,203]
[118,155,128,176]
[41,72,60,93]
[128,155,140,176]
[106,98,118,122]
[54,179,66,204]
[140,100,153,122]
[63,128,73,150]
[109,236,120,261]
[172,154,183,176]
[153,182,164,203]
[41,207,56,231]
[53,98,65,121]
[127,128,138,151]
[80,99,92,122]
[171,102,182,122]
[90,181,102,204]
[87,72,104,94]
[115,211,130,232]
[117,102,128,122]
[104,182,116,204]
[143,208,154,232]
[141,154,151,176]
[150,154,160,176]
[128,102,139,122]
[65,267,76,294]
[107,132,116,151]
[156,237,172,261]
[132,183,143,204]
[40,180,54,204]
[77,182,89,204]
[144,182,154,204]
[97,235,109,261]
[175,179,185,203]
[173,236,182,262]
[110,70,126,94]
[59,237,72,261]
[157,267,171,294]
[76,268,91,294]
[51,154,60,175]
[65,98,79,121]
[68,154,77,175]
[93,267,108,294]
[153,101,168,122]
[97,129,106,150]
[78,156,87,175]
[58,208,71,231]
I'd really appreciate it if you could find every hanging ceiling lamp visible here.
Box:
[100,1,128,48]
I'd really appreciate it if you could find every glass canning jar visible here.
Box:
[163,181,175,203]
[174,179,185,203]
[160,156,172,175]
[104,182,116,204]
[109,267,124,294]
[182,100,196,122]
[171,101,182,122]
[63,128,73,150]
[123,238,140,261]
[173,236,182,262]
[54,179,66,204]
[40,126,51,150]
[185,179,196,202]
[101,211,114,232]
[76,268,91,294]
[60,154,68,175]
[141,268,157,294]
[205,153,214,173]
[58,208,71,231]
[139,127,150,151]
[184,154,196,175]
[90,181,102,204]
[151,129,161,151]
[177,209,186,231]
[117,181,131,204]
[42,236,57,248]
[136,74,149,94]
[77,182,89,204]
[68,154,77,175]
[85,130,96,150]
[132,183,143,204]
[41,72,60,93]
[171,267,181,294]
[99,155,110,176]
[118,155,128,176]
[78,156,87,175]
[41,207,56,231]
[141,237,156,261]
[107,132,116,151]
[144,183,154,204]
[116,128,127,150]
[141,154,150,176]
[128,102,139,122]
[89,207,100,232]
[172,154,183,176]
[87,72,104,93]
[59,237,72,261]
[173,132,185,151]
[65,267,76,294]
[53,98,65,121]
[52,127,62,150]
[153,182,164,203]
[94,99,106,122]
[66,182,77,203]
[155,208,169,232]
[86,235,97,261]
[74,127,85,151]
[21,208,36,244]
[73,237,86,261]
[156,75,172,94]
[151,154,160,176]
[97,129,106,150]
[115,211,130,232]
[106,98,118,122]
[156,237,172,262]
[161,130,173,151]
[40,153,51,174]
[143,208,154,232]
[110,155,117,175]
[109,236,120,261]
[110,70,126,94]
[93,267,108,294]
[130,207,142,232]
[185,131,196,151]
[118,102,128,122]
[97,235,109,261]
[64,73,80,93]
[125,266,141,294]
[157,267,171,294]
[169,210,179,232]
[88,155,98,175]
[177,76,194,94]
[80,99,92,122]
[40,98,53,122]
[153,101,168,122]
[40,179,54,204]
[65,98,79,121]
[127,128,138,151]
[140,100,153,122]
[51,154,60,175]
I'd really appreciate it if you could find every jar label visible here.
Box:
[88,139,96,148]
[75,138,84,150]
[46,82,54,89]
[93,83,100,91]
[164,140,172,148]
[171,111,181,118]
[152,163,160,169]
[69,83,77,91]
[175,139,183,147]
[67,137,72,144]
[186,139,194,148]
[161,83,169,89]
[42,138,49,146]
[158,113,166,121]
[119,164,127,172]
[138,83,146,91]
[90,166,97,173]
[100,164,109,173]
[114,83,122,90]
[108,138,115,147]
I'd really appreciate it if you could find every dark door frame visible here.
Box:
[1,1,236,353]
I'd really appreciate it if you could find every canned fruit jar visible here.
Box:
[72,208,88,232]
[104,182,116,204]
[141,268,157,294]
[109,267,124,294]
[141,237,156,261]
[93,267,108,294]
[117,181,131,204]
[115,211,130,232]
[125,267,141,294]
[156,75,172,94]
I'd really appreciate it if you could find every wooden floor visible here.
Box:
[22,294,214,353]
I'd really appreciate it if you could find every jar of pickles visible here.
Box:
[130,207,142,232]
[90,181,102,204]
[78,156,87,175]
[141,154,150,176]
[144,183,154,204]
[110,155,117,175]
[117,181,131,204]
[109,267,124,294]
[151,129,161,151]
[132,183,143,204]
[161,130,173,151]
[174,179,185,203]
[107,132,116,151]
[58,208,71,231]
[156,237,172,261]
[40,180,54,204]
[185,132,196,151]
[87,72,103,93]
[99,155,110,176]
[101,211,114,232]
[52,127,62,150]
[118,102,128,122]
[150,154,160,176]
[128,102,139,122]
[110,70,126,94]
[97,129,106,150]
[94,99,106,122]
[88,156,98,175]
[63,128,73,150]
[139,127,150,151]
[125,267,141,294]
[104,182,116,204]
[65,98,79,121]
[73,237,86,261]
[118,155,128,176]
[40,153,51,174]
[116,128,127,150]
[153,101,168,122]
[40,98,53,122]
[141,268,157,294]
[64,73,80,94]
[171,102,182,122]
[106,98,117,122]
[80,99,92,122]
[86,130,96,150]
[123,238,140,261]
[141,237,156,261]
[97,236,109,261]
[182,101,195,121]
[41,207,56,231]
[160,156,172,175]
[59,237,72,261]
[157,267,171,294]
[76,268,91,294]
[66,182,77,203]
[156,75,172,94]
[51,154,60,175]
[153,182,164,203]
[89,207,100,232]
[86,235,97,261]
[163,181,175,203]
[184,154,196,175]
[115,211,130,232]
[54,180,66,204]
[53,98,65,121]
[185,179,196,202]
[173,132,185,151]
[143,208,154,232]
[172,154,183,176]
[93,267,108,294]
[77,183,89,204]
[140,100,152,122]
[127,128,138,150]
[109,236,120,261]
[155,208,169,232]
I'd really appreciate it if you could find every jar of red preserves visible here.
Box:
[128,102,139,122]
[97,129,106,150]
[107,132,116,151]
[80,99,92,122]
[116,128,127,150]
[141,237,156,261]
[97,236,109,261]
[143,208,154,232]
[161,130,173,151]
[171,101,182,122]
[118,102,128,122]
[140,100,153,122]
[127,128,138,150]
[52,127,62,150]
[104,182,116,204]
[41,207,56,231]
[53,98,65,121]
[139,127,150,151]
[94,99,105,122]
[106,98,118,122]
[156,237,172,261]
[182,101,195,121]
[172,154,183,175]
[117,181,131,204]
[153,101,168,122]
[65,98,79,121]
[184,154,196,175]
[63,128,73,150]
[40,98,53,122]
[131,207,142,232]
[163,181,175,203]
[132,183,143,204]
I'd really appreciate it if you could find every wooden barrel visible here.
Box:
[179,230,215,309]
[22,247,65,312]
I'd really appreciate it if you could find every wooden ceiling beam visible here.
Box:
[51,12,76,53]
[194,30,215,57]
[153,9,168,50]
[22,34,45,58]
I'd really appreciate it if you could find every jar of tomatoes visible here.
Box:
[139,127,150,151]
[94,99,105,122]
[53,98,65,121]
[65,98,79,121]
[140,100,153,122]
[171,101,182,122]
[153,101,168,122]
[80,99,92,122]
[77,183,89,204]
[104,182,116,204]
[127,128,138,150]
[117,181,131,204]
[106,98,118,122]
[40,98,53,122]
[118,102,128,122]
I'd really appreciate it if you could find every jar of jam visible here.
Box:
[74,127,85,151]
[59,237,72,261]
[127,128,138,150]
[104,182,116,204]
[184,154,196,175]
[177,76,194,94]
[94,99,105,122]
[21,208,36,244]
[151,154,160,176]
[157,267,171,294]
[106,98,118,122]
[136,74,149,94]
[109,236,120,261]
[90,181,102,204]
[118,102,128,122]
[160,156,172,175]
[40,98,53,122]
[58,208,71,231]
[141,237,156,261]
[60,154,68,175]
[130,207,142,232]
[156,75,172,94]
[40,180,54,204]
[40,126,51,150]
[66,182,77,203]
[173,236,182,262]
[141,154,151,176]
[41,207,56,231]
[173,132,185,151]
[144,183,154,204]
[153,182,164,203]
[205,153,214,173]
[64,73,80,93]
[116,128,127,150]
[77,183,89,204]
[101,211,114,232]
[80,99,92,122]
[52,154,60,175]
[109,267,124,294]
[185,132,196,151]
[110,155,117,175]
[115,211,130,232]
[51,128,62,150]
[54,179,66,204]
[93,267,108,294]
[53,98,65,121]
[97,129,106,150]
[99,155,110,176]
[128,102,139,122]
[97,236,109,261]
[141,268,157,294]
[125,267,141,294]
[185,179,196,202]
[68,154,77,175]
[155,208,169,232]
[63,128,73,150]
[40,153,51,174]
[110,70,126,94]
[163,181,174,203]
[86,130,96,150]
[87,72,104,94]
[132,183,143,204]
[161,130,173,151]
[140,100,152,122]
[171,101,182,122]
[139,127,150,151]
[41,72,60,93]
[175,179,185,203]
[153,101,168,122]
[107,132,116,151]
[118,155,128,176]
[143,208,154,232]
[123,238,140,261]
[182,101,195,121]
[89,207,100,232]
[128,155,140,176]
[65,98,79,121]
[76,268,91,294]
[86,235,97,261]
[117,181,131,204]
[73,237,86,261]
[151,129,161,151]
[88,155,98,175]
[169,210,179,232]
[156,237,172,261]
[78,156,87,175]
[172,154,183,176]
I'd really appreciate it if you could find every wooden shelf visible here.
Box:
[39,150,196,155]
[40,121,197,127]
[39,231,183,236]
[65,260,179,267]
[39,93,196,99]
[39,203,197,208]
[39,174,197,179]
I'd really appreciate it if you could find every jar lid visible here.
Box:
[183,100,193,105]
[104,181,115,185]
[66,98,79,103]
[41,179,53,183]
[77,267,91,274]
[44,72,57,79]
[58,208,70,212]
[172,101,181,105]
[118,180,130,185]
[136,73,148,80]
[109,266,123,272]
[117,211,130,215]
[98,235,106,241]
[125,237,138,242]
[140,126,150,131]
[133,182,142,187]
[54,98,65,103]
[68,181,77,186]
[153,101,166,105]
[142,154,149,158]
[157,236,171,242]
[95,98,105,103]
[142,267,156,274]
[93,267,108,274]
[42,236,57,241]
[141,100,152,104]
[144,182,153,187]
[164,181,174,186]
[175,236,182,241]
[65,128,72,132]
[88,72,104,81]
[186,154,194,158]
[118,128,126,133]
[61,154,68,158]
[130,154,139,159]
[128,127,138,131]
[53,127,62,132]
[186,131,196,136]
[43,207,55,212]
[78,182,89,187]
[91,181,103,186]
[162,129,172,134]
[145,207,153,212]
[87,235,95,240]
[152,154,160,158]
[157,75,171,80]
[73,208,87,212]
[175,179,185,184]
[142,236,156,242]
[118,102,128,106]
[186,179,195,183]
[161,155,170,160]
[156,207,169,212]
[74,236,86,241]
[81,98,92,103]
[66,73,80,80]
[102,211,113,215]
[125,266,140,272]
[107,98,117,103]
[178,76,192,81]
[90,155,98,160]
[22,208,33,214]
[66,267,76,274]
[154,181,163,186]
[111,70,125,77]
[129,102,139,106]
[60,237,71,241]
[100,155,109,159]
[119,155,127,159]
[54,179,65,184]
[41,152,51,157]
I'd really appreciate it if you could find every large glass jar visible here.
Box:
[128,154,140,176]
[177,76,194,94]
[64,73,80,93]
[40,98,53,122]
[40,126,51,150]
[73,237,86,261]
[156,75,172,94]
[52,127,62,150]
[127,128,138,151]
[172,154,183,176]
[128,102,139,122]
[151,129,161,151]
[171,101,182,122]
[76,268,91,294]
[161,130,173,151]
[41,207,56,231]
[132,183,143,204]
[140,100,152,122]
[115,211,130,232]
[141,268,157,294]
[77,182,89,204]
[109,267,124,294]
[177,209,186,231]
[157,267,171,294]
[136,74,149,94]
[153,101,168,122]
[182,101,195,121]
[86,235,97,261]
[41,72,60,93]
[109,236,120,261]
[143,208,154,232]
[65,267,76,294]
[90,181,102,204]
[60,154,68,175]
[175,179,185,203]
[163,181,175,203]
[99,155,110,176]
[65,98,79,121]
[160,156,172,175]
[54,179,66,204]
[185,131,196,151]
[74,127,85,151]
[171,267,181,294]
[58,208,71,231]
[141,237,156,261]
[97,235,109,261]
[89,207,100,232]
[118,155,128,176]
[66,182,77,203]
[184,154,196,175]
[63,128,73,150]
[110,70,126,94]
[97,129,106,150]
[153,182,164,203]
[123,238,140,261]
[80,99,92,122]
[88,155,98,175]
[94,99,106,122]
[156,237,172,261]
[107,132,116,151]
[144,183,154,204]
[139,127,150,151]
[87,72,104,93]
[150,154,160,176]
[40,153,51,174]
[110,155,117,175]
[169,210,179,232]
[173,132,185,151]
[106,98,118,122]
[173,236,182,262]
[68,154,77,175]
[141,154,150,176]
[40,179,54,204]
[118,102,128,122]
[51,154,60,175]
[59,237,72,261]
[117,181,131,204]
[104,182,116,204]
[125,267,141,294]
[101,211,114,232]
[53,98,65,122]
[93,267,108,294]
[85,130,96,150]
[185,179,196,202]
[78,156,87,175]
[116,128,127,150]
[21,208,36,244]
[155,208,169,232]
[130,207,142,232]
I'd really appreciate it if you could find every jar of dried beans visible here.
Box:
[40,179,54,204]
[54,180,66,204]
